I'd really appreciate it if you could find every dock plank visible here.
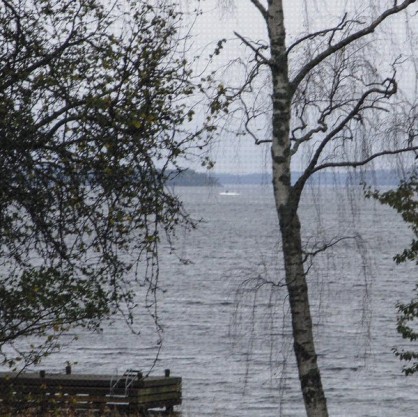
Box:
[0,371,182,413]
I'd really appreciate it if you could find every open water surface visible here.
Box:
[11,185,418,416]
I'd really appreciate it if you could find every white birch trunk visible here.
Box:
[267,1,329,416]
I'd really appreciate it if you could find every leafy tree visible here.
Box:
[366,169,418,375]
[212,1,418,416]
[0,0,215,368]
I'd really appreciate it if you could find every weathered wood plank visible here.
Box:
[0,371,182,412]
[0,372,180,388]
[0,390,181,404]
[0,383,180,396]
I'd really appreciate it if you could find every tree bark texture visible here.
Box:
[267,1,329,416]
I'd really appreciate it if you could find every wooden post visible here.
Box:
[39,370,47,414]
[165,369,172,413]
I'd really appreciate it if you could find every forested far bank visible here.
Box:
[211,169,413,186]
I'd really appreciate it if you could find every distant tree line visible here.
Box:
[166,169,219,186]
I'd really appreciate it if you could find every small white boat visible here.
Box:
[219,190,240,196]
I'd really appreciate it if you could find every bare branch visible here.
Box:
[290,124,327,155]
[313,146,418,172]
[286,13,365,56]
[293,77,399,193]
[302,235,360,264]
[290,0,418,93]
[302,235,362,276]
[249,0,268,22]
[234,31,271,66]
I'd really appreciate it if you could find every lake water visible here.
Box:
[15,185,418,416]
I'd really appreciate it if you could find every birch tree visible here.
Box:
[214,1,418,416]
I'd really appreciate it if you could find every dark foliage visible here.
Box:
[0,0,215,367]
[366,170,418,374]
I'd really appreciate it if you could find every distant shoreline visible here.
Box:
[171,169,408,187]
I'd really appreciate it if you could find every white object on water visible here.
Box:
[219,191,240,196]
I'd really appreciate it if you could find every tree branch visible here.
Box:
[286,13,362,56]
[249,0,268,22]
[1,0,24,64]
[291,124,327,155]
[290,0,417,93]
[312,147,418,172]
[302,235,360,265]
[234,31,271,66]
[293,77,398,193]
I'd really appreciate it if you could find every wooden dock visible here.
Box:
[0,369,181,415]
